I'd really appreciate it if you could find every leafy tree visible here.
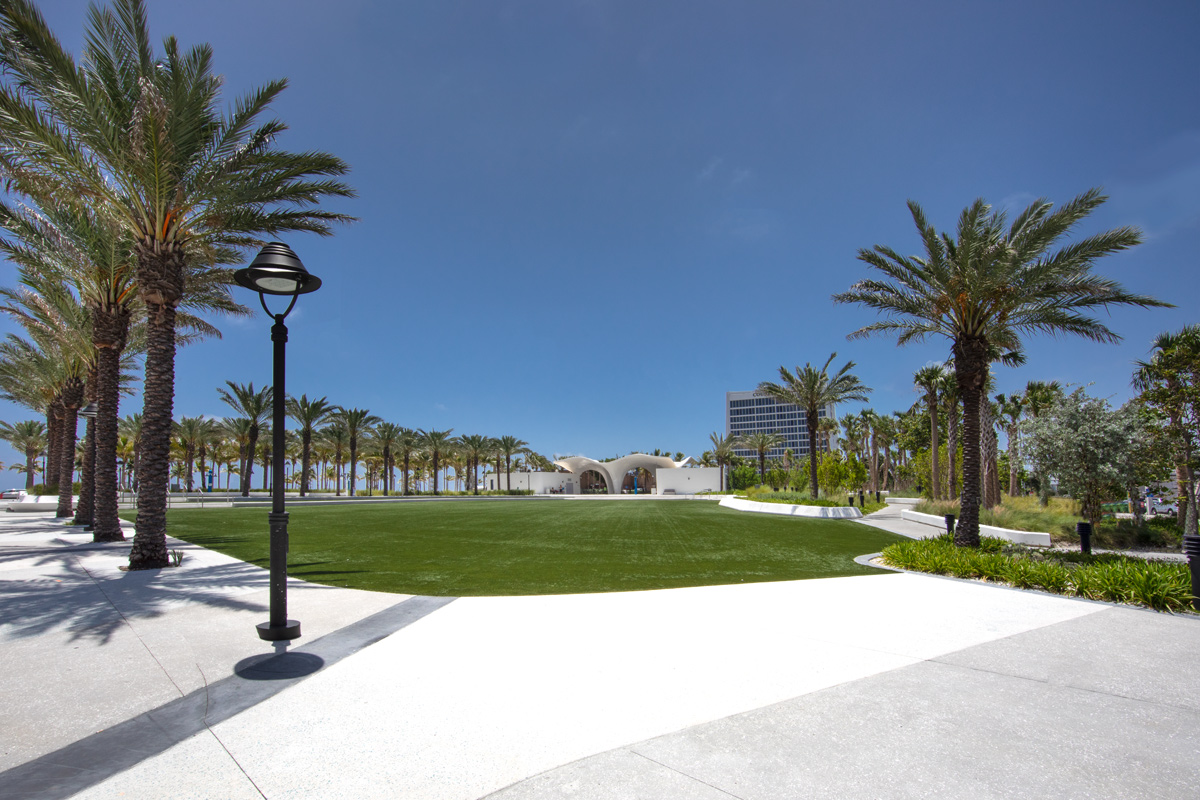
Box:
[1133,325,1200,535]
[836,190,1162,546]
[1022,389,1163,531]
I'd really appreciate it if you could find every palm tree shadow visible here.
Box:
[0,551,272,645]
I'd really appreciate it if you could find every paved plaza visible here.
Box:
[0,503,1197,799]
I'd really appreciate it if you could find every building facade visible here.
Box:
[725,390,833,461]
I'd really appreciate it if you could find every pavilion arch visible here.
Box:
[554,454,684,495]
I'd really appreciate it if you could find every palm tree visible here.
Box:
[836,190,1163,546]
[419,429,455,494]
[286,394,335,496]
[321,421,350,496]
[0,0,354,567]
[912,364,944,499]
[758,353,871,498]
[217,382,272,496]
[708,431,737,491]
[371,422,403,495]
[995,392,1025,497]
[174,416,210,492]
[0,419,44,490]
[737,430,784,485]
[335,408,381,497]
[396,427,420,496]
[495,435,529,492]
[1023,380,1062,505]
[458,434,490,495]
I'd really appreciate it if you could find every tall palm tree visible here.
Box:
[285,394,335,496]
[708,431,737,491]
[836,190,1163,546]
[738,430,784,485]
[995,392,1025,497]
[912,364,944,499]
[321,421,350,496]
[217,382,271,496]
[758,353,871,498]
[396,427,420,496]
[0,419,44,490]
[0,0,354,567]
[495,435,529,492]
[458,434,490,495]
[336,408,381,497]
[174,416,210,492]
[419,429,455,495]
[370,422,402,495]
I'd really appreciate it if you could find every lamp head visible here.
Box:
[234,243,322,296]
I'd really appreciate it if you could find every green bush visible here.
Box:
[32,482,80,496]
[879,536,1194,613]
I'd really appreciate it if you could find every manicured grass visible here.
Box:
[147,499,903,596]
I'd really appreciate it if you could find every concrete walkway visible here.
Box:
[1,507,1197,799]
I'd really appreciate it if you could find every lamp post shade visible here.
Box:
[234,243,322,296]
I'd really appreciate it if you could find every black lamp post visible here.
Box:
[234,243,322,642]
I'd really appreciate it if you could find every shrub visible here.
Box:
[879,536,1194,613]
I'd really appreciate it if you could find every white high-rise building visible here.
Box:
[725,390,833,461]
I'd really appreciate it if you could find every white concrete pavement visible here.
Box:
[2,505,1198,799]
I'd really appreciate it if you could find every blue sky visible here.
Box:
[2,0,1198,468]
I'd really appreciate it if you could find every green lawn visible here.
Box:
[146,499,902,596]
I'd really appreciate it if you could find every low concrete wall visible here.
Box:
[6,495,73,513]
[719,496,863,519]
[900,509,1052,547]
[655,467,720,495]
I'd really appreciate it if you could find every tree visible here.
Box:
[396,427,420,495]
[0,0,354,567]
[0,419,44,490]
[495,435,529,492]
[737,430,784,485]
[995,392,1025,497]
[217,382,271,496]
[419,429,455,495]
[336,408,381,497]
[372,422,403,495]
[285,394,335,496]
[836,190,1162,546]
[707,431,737,491]
[913,364,944,499]
[321,421,349,496]
[458,434,490,495]
[1024,380,1063,504]
[1133,325,1200,535]
[1023,389,1161,531]
[758,353,871,499]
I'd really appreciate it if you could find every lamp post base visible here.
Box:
[256,620,302,641]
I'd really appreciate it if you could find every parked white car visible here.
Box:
[1,488,25,500]
[1147,498,1176,515]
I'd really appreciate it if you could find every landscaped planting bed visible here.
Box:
[880,535,1195,613]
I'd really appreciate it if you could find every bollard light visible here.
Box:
[1076,521,1093,556]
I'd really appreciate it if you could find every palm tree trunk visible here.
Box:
[24,446,36,491]
[243,429,258,497]
[57,377,84,518]
[953,338,986,547]
[47,399,63,491]
[1007,424,1020,496]
[74,410,95,526]
[433,453,440,494]
[928,393,940,499]
[131,298,178,570]
[946,403,958,501]
[349,439,358,496]
[403,452,410,495]
[807,409,820,498]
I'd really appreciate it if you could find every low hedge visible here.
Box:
[880,535,1194,613]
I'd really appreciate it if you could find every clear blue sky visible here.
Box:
[2,0,1198,468]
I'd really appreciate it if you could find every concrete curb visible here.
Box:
[719,496,863,519]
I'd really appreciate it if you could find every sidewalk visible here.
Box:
[1,509,1198,799]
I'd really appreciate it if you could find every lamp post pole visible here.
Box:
[235,242,321,642]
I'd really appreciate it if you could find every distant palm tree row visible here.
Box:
[0,0,353,568]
